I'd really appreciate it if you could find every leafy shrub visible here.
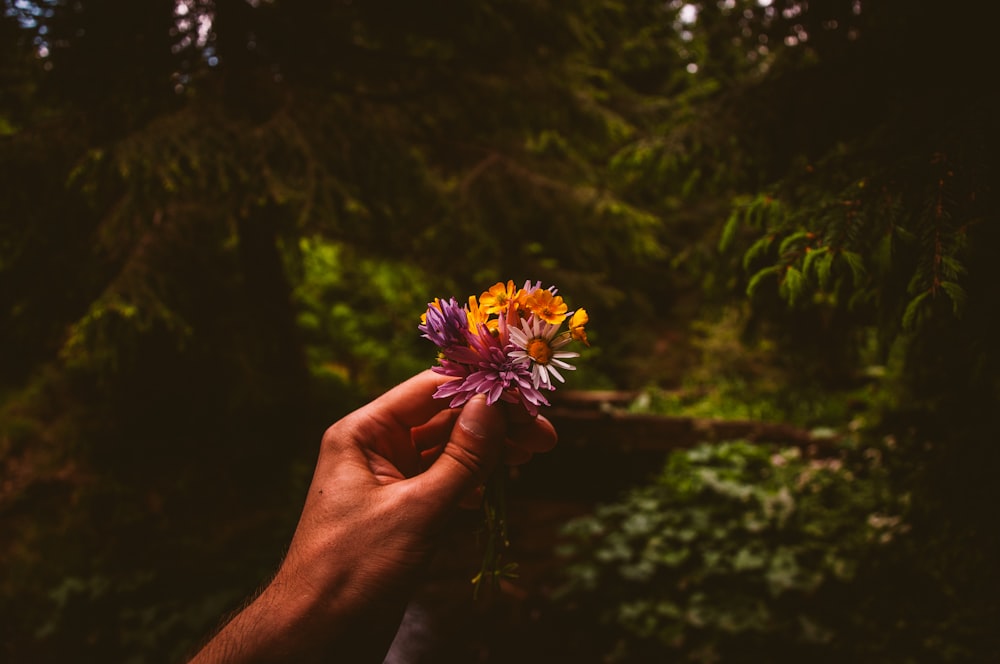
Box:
[291,236,435,397]
[556,440,906,663]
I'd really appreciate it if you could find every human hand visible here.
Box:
[189,370,557,663]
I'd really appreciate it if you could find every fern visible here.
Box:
[746,265,782,297]
[902,290,931,330]
[779,265,805,306]
[939,281,967,316]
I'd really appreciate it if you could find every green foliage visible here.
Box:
[1,0,998,660]
[627,304,876,428]
[722,114,987,342]
[557,440,907,662]
[291,237,435,396]
[59,292,193,375]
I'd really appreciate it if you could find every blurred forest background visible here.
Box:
[1,0,997,662]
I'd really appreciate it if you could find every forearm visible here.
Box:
[187,378,533,663]
[188,558,406,663]
[189,574,327,663]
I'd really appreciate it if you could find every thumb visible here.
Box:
[412,395,508,509]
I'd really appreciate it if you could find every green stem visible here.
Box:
[472,466,510,599]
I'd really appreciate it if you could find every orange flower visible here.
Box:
[524,289,568,325]
[479,280,518,315]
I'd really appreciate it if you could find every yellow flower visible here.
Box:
[569,308,590,346]
[466,295,498,333]
[524,289,568,325]
[479,280,518,315]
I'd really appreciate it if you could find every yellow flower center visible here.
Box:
[527,338,552,364]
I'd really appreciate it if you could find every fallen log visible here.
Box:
[546,407,824,452]
[510,396,836,501]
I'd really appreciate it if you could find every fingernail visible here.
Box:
[458,395,506,440]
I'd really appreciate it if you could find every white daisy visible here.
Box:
[508,315,579,390]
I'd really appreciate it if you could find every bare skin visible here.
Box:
[188,370,557,663]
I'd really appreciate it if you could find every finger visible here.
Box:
[409,394,508,507]
[410,409,460,453]
[507,413,558,453]
[419,444,445,470]
[504,400,537,425]
[503,442,533,466]
[357,370,456,438]
[416,411,555,467]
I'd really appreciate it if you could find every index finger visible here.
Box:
[356,369,456,436]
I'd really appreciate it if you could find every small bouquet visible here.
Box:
[418,280,589,596]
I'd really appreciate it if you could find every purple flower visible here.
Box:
[418,298,470,352]
[432,324,550,416]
